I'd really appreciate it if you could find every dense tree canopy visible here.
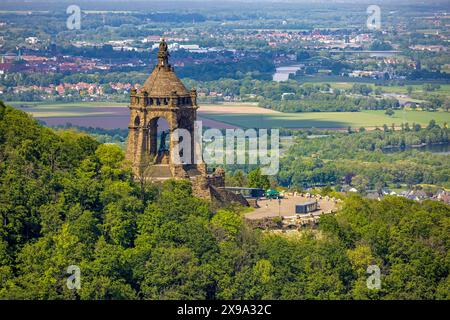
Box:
[0,103,448,300]
[279,124,450,189]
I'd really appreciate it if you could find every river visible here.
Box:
[383,142,450,155]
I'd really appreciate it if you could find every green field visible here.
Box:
[200,110,450,129]
[303,82,450,95]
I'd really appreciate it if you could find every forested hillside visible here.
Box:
[0,102,448,299]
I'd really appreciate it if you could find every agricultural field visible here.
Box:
[9,101,247,129]
[8,101,450,130]
[6,101,127,113]
[200,104,450,129]
[9,101,131,128]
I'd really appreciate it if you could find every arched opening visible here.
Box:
[156,117,170,154]
[148,117,171,164]
[134,115,140,127]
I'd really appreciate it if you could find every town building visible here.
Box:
[295,200,319,214]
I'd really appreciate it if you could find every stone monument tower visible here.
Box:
[126,38,206,179]
[125,39,249,206]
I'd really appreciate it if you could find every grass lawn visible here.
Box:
[368,110,450,126]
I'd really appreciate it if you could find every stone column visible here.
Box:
[149,120,158,158]
[190,88,197,106]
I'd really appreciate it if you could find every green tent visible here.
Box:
[265,189,280,199]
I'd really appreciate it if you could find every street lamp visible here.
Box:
[278,197,281,219]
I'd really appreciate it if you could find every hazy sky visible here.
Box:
[0,0,448,11]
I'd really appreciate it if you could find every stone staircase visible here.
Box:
[186,167,202,178]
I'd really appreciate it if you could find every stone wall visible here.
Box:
[191,175,212,200]
[210,186,249,207]
[190,168,249,207]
